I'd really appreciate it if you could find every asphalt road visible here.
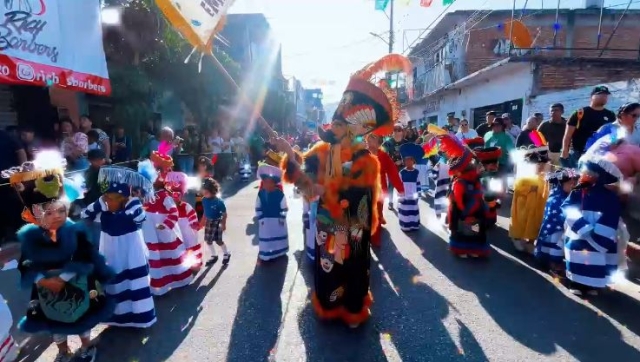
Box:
[3,181,640,362]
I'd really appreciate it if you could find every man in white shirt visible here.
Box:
[502,113,521,142]
[455,119,478,140]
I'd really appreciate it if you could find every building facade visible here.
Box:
[404,6,640,128]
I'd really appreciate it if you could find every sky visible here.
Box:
[230,0,639,103]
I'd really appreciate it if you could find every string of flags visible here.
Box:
[376,0,456,11]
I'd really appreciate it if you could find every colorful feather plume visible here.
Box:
[427,124,448,136]
[158,141,172,156]
[528,130,547,147]
[138,160,158,184]
[422,137,438,158]
[437,134,467,159]
[343,104,377,134]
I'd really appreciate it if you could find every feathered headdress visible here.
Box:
[99,162,157,203]
[422,135,438,158]
[427,124,448,136]
[545,168,579,185]
[151,142,174,170]
[437,134,474,175]
[1,150,68,224]
[516,130,549,163]
[331,54,413,137]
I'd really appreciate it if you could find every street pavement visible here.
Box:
[3,180,640,362]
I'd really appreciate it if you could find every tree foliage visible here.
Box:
[102,0,240,131]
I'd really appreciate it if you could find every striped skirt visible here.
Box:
[142,212,194,296]
[100,230,157,328]
[258,217,289,261]
[398,196,420,231]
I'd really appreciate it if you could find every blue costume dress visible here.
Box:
[535,185,568,265]
[17,220,115,335]
[398,168,421,231]
[256,188,289,261]
[82,198,156,328]
[562,184,620,289]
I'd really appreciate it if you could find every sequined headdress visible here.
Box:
[1,151,68,224]
[331,54,413,137]
[98,160,157,203]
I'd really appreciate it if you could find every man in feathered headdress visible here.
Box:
[437,135,491,258]
[466,137,503,228]
[271,54,412,328]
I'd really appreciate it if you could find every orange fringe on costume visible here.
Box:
[281,142,381,235]
[311,291,374,325]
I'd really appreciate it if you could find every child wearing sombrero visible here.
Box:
[255,164,289,261]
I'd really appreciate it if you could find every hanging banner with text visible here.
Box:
[0,0,110,95]
[155,0,236,50]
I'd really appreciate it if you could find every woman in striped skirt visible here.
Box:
[81,162,157,328]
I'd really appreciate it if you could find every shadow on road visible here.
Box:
[220,177,253,199]
[226,255,288,362]
[293,228,485,361]
[414,223,640,361]
[94,265,227,362]
[245,217,259,246]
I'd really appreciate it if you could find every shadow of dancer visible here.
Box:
[418,224,640,361]
[94,265,228,362]
[226,255,289,362]
[245,217,259,246]
[296,228,480,361]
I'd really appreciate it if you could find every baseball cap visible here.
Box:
[591,85,611,95]
[501,113,510,119]
[492,117,505,127]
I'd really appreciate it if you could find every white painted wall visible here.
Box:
[403,62,535,127]
[529,79,640,117]
[436,63,534,126]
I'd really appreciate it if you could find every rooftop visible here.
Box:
[408,8,640,57]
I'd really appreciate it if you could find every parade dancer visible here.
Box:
[150,145,173,190]
[510,131,550,254]
[4,151,115,362]
[562,154,623,296]
[276,54,411,328]
[166,171,202,273]
[366,133,404,247]
[534,168,579,276]
[81,161,157,328]
[438,135,491,258]
[255,164,289,261]
[398,143,424,231]
[473,145,502,227]
[142,154,193,295]
[431,155,450,221]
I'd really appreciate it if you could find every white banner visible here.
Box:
[157,0,236,48]
[0,0,110,95]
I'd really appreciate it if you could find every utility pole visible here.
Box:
[388,0,394,53]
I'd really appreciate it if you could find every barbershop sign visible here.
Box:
[0,1,110,95]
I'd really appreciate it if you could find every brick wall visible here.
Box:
[534,61,640,93]
[463,10,640,75]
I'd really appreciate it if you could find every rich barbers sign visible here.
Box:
[0,0,110,95]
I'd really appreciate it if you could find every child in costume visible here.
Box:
[562,154,623,296]
[534,168,579,276]
[142,152,194,295]
[166,171,202,272]
[438,135,490,258]
[255,164,289,261]
[365,133,404,247]
[195,155,215,220]
[510,131,551,254]
[150,146,174,191]
[398,143,424,231]
[3,151,115,362]
[473,146,503,227]
[199,178,231,266]
[80,161,157,329]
